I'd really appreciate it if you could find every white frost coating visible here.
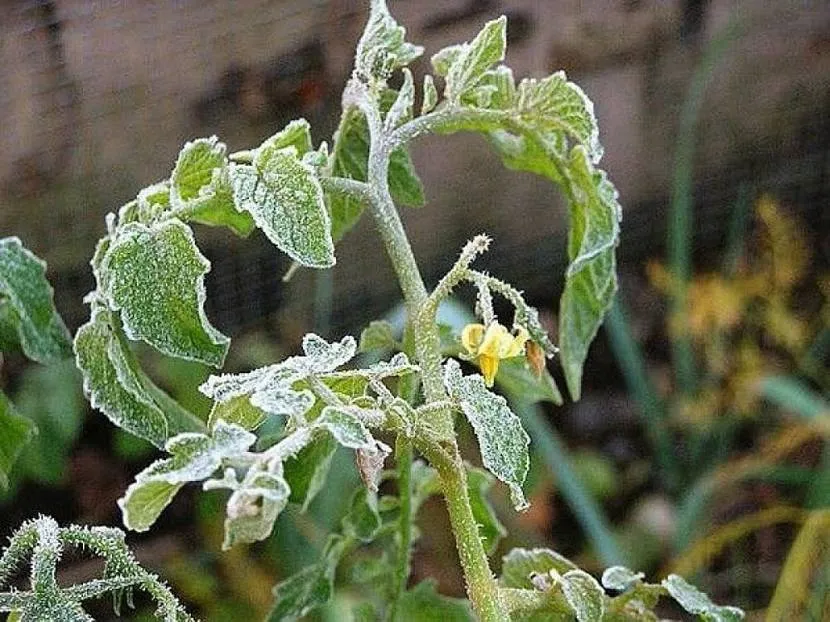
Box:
[662,575,745,621]
[601,566,644,592]
[201,334,359,421]
[384,68,414,131]
[299,334,357,372]
[315,406,376,449]
[560,570,605,622]
[118,421,256,532]
[443,359,530,511]
[250,384,315,418]
[444,16,507,102]
[516,71,603,164]
[101,220,229,367]
[228,146,335,268]
[322,351,418,381]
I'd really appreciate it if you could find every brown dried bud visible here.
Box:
[525,340,546,378]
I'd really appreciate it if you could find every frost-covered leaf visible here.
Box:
[119,420,255,531]
[267,536,347,622]
[0,237,71,364]
[297,333,357,373]
[468,66,516,111]
[230,146,334,268]
[385,68,414,130]
[257,119,314,159]
[0,516,195,621]
[422,75,438,114]
[283,432,338,510]
[394,580,474,622]
[315,406,374,449]
[101,220,229,367]
[327,107,425,241]
[75,310,196,448]
[560,570,605,622]
[341,487,381,543]
[431,45,464,78]
[516,72,602,163]
[135,182,171,223]
[223,469,291,549]
[499,548,578,589]
[496,358,562,406]
[207,394,267,431]
[170,136,226,204]
[444,359,530,510]
[601,566,644,592]
[354,0,423,82]
[466,467,507,555]
[200,335,357,421]
[662,575,745,622]
[444,16,507,102]
[323,352,417,383]
[355,439,390,492]
[0,391,36,490]
[558,147,619,400]
[359,320,398,353]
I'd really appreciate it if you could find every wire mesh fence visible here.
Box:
[1,0,828,336]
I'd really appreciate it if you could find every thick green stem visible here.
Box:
[388,436,413,621]
[353,81,507,621]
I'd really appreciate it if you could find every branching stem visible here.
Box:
[355,81,507,621]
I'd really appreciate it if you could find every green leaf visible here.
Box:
[267,536,347,622]
[394,580,474,622]
[601,566,644,592]
[422,75,438,114]
[354,0,423,82]
[170,136,227,204]
[75,310,170,447]
[444,359,530,510]
[101,220,230,367]
[135,182,171,223]
[558,147,619,400]
[662,575,745,622]
[359,320,398,353]
[223,469,291,549]
[385,68,414,130]
[13,361,83,485]
[230,146,335,268]
[283,432,338,510]
[444,16,507,102]
[431,45,465,78]
[560,570,605,622]
[256,119,314,159]
[466,466,507,555]
[119,420,256,531]
[315,406,375,449]
[499,548,578,589]
[516,72,602,162]
[0,391,36,490]
[341,487,381,542]
[207,394,267,431]
[496,358,563,406]
[0,237,71,364]
[327,107,425,241]
[167,136,255,236]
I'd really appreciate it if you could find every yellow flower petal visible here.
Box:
[479,354,499,387]
[461,323,486,356]
[480,322,511,358]
[505,326,529,358]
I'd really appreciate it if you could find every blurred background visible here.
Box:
[1,0,828,619]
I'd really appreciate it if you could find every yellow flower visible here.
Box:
[461,322,529,387]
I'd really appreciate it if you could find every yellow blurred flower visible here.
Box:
[461,322,529,387]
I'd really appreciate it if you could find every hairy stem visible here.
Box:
[354,82,507,620]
